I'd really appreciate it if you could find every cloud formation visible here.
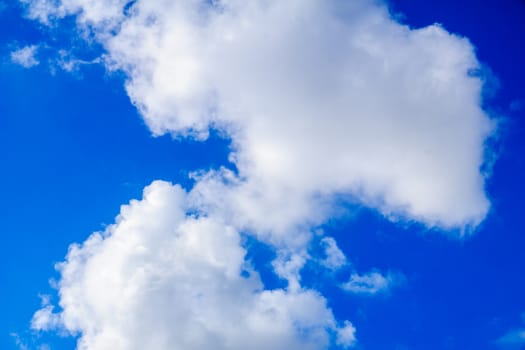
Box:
[10,45,39,68]
[320,237,347,270]
[341,270,404,295]
[24,0,494,232]
[32,181,353,350]
[22,0,497,348]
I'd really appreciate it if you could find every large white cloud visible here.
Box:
[24,0,494,232]
[32,181,354,350]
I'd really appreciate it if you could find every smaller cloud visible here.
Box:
[10,45,40,68]
[19,0,58,24]
[320,237,347,270]
[55,49,102,72]
[31,295,61,331]
[341,270,404,295]
[272,251,308,291]
[336,320,357,348]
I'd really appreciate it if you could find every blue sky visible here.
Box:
[1,0,524,349]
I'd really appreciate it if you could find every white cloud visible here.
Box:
[341,270,404,295]
[21,0,499,348]
[10,45,39,68]
[188,168,327,246]
[336,321,357,348]
[320,237,347,270]
[20,0,126,26]
[31,181,354,349]
[55,49,102,72]
[24,0,494,233]
[31,296,61,331]
[272,250,309,292]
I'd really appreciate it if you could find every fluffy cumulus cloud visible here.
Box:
[22,0,497,348]
[10,45,39,68]
[23,0,494,233]
[32,181,351,350]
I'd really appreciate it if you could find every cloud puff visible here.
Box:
[31,181,353,350]
[341,270,404,295]
[336,321,357,348]
[10,45,39,68]
[320,237,347,270]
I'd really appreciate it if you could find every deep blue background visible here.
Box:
[1,0,524,349]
